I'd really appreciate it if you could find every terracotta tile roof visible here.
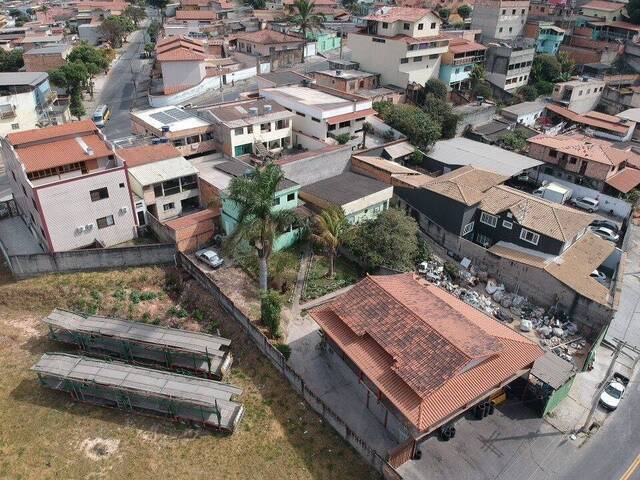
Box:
[480,185,594,242]
[544,104,631,135]
[117,144,183,167]
[325,108,376,125]
[363,6,434,22]
[164,209,218,230]
[181,0,211,5]
[164,83,196,94]
[310,274,543,432]
[387,33,450,44]
[422,165,508,206]
[447,37,486,54]
[7,120,114,173]
[581,0,625,11]
[156,36,204,54]
[544,232,614,305]
[527,132,636,166]
[608,21,640,32]
[235,29,304,45]
[605,167,640,193]
[157,47,206,62]
[283,0,336,4]
[175,9,217,20]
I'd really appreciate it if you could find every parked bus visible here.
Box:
[92,105,111,127]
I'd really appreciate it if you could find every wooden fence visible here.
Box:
[178,253,402,479]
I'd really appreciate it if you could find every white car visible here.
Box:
[195,248,224,269]
[590,270,607,284]
[599,380,625,411]
[571,197,599,213]
[591,226,620,243]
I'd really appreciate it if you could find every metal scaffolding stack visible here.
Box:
[32,353,245,433]
[43,309,233,379]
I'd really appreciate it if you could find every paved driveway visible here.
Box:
[0,216,43,255]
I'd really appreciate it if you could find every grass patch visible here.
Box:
[303,255,361,301]
[0,266,376,480]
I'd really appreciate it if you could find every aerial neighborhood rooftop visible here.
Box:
[1,0,640,478]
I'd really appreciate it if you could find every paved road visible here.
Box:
[98,28,150,140]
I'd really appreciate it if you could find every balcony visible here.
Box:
[452,55,485,66]
[0,103,15,119]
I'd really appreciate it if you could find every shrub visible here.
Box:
[443,262,460,280]
[275,343,292,360]
[334,133,351,145]
[261,290,282,338]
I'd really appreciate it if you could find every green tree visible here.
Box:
[424,78,448,100]
[472,81,493,99]
[468,63,485,90]
[148,0,169,13]
[144,42,155,56]
[288,0,324,63]
[14,13,30,26]
[501,130,527,151]
[147,21,161,42]
[530,54,560,83]
[422,94,458,139]
[49,62,91,119]
[516,84,538,101]
[457,4,472,19]
[334,132,351,144]
[8,8,22,17]
[557,51,575,78]
[311,206,349,278]
[100,15,135,48]
[123,4,147,27]
[226,163,298,291]
[69,92,86,120]
[409,149,424,166]
[438,7,451,20]
[534,80,554,95]
[374,102,441,149]
[260,290,282,337]
[629,0,640,24]
[68,42,110,96]
[346,208,420,272]
[360,121,374,148]
[0,50,24,72]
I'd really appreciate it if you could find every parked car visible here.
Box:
[570,197,599,212]
[590,270,607,284]
[591,226,620,243]
[195,248,224,269]
[599,378,626,411]
[590,219,619,234]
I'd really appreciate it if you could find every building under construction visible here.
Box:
[32,353,245,432]
[43,309,233,379]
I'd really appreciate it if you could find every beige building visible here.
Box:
[1,120,137,252]
[471,0,530,41]
[347,6,449,88]
[552,78,606,114]
[580,0,626,22]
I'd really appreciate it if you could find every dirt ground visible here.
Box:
[0,266,376,480]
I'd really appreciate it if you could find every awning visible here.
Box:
[325,108,376,125]
[605,167,640,193]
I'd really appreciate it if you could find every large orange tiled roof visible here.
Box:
[6,119,97,146]
[175,9,216,20]
[363,6,434,22]
[310,274,543,433]
[236,29,304,45]
[117,144,183,167]
[157,47,206,62]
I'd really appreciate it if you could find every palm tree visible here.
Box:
[311,206,349,278]
[289,0,324,63]
[226,163,298,291]
[360,121,374,149]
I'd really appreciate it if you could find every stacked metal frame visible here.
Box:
[42,309,233,379]
[32,353,244,432]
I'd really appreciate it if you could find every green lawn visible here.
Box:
[303,255,362,301]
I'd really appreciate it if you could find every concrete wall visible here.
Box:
[148,75,222,107]
[161,60,206,91]
[24,52,67,73]
[472,0,530,41]
[279,145,352,186]
[6,243,176,279]
[0,90,39,137]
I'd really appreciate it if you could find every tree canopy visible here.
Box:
[424,78,448,100]
[457,4,472,19]
[500,130,528,152]
[516,84,538,101]
[374,102,441,149]
[422,94,458,139]
[530,54,560,84]
[629,0,640,24]
[99,15,135,48]
[123,4,147,27]
[345,209,420,272]
[0,50,24,72]
[288,0,324,63]
[49,62,91,120]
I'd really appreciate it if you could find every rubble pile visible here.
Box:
[417,256,584,362]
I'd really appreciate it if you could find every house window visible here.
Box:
[372,38,386,43]
[311,117,320,123]
[276,119,288,129]
[413,56,423,62]
[403,23,410,30]
[287,192,295,201]
[549,149,557,158]
[430,22,436,28]
[476,233,491,246]
[502,9,506,14]
[187,135,200,144]
[328,124,336,131]
[512,9,516,14]
[338,120,351,128]
[462,221,474,236]
[11,123,19,130]
[502,220,513,229]
[499,27,503,33]
[96,215,115,229]
[89,187,109,202]
[480,212,498,227]
[509,27,513,32]
[273,196,281,206]
[418,23,424,30]
[520,228,540,245]
[382,22,388,28]
[400,58,409,64]
[569,157,577,164]
[261,122,271,132]
[163,202,175,211]
[296,111,306,117]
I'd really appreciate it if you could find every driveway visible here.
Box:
[0,216,43,255]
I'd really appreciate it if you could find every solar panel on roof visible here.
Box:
[150,112,176,124]
[166,109,193,121]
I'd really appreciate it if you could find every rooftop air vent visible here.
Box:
[248,107,258,116]
[264,104,272,113]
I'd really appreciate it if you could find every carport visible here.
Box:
[528,351,577,416]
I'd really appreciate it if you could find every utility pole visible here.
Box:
[339,25,344,60]
[580,339,625,433]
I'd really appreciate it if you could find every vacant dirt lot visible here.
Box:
[0,267,375,480]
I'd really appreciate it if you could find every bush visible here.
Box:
[424,78,448,100]
[534,80,554,95]
[275,343,292,360]
[516,85,538,101]
[416,238,432,263]
[501,130,527,152]
[261,290,282,338]
[443,262,460,281]
[334,133,351,144]
[472,82,493,99]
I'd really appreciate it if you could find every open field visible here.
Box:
[0,267,376,480]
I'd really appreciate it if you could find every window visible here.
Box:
[260,122,271,132]
[328,124,336,131]
[119,183,125,188]
[476,233,491,246]
[499,27,503,33]
[272,196,281,206]
[187,135,200,144]
[287,192,295,201]
[480,212,498,227]
[163,202,175,211]
[418,23,424,30]
[569,157,577,164]
[276,119,288,129]
[430,22,436,28]
[180,175,198,191]
[501,9,506,14]
[520,228,540,245]
[509,27,513,32]
[296,111,306,117]
[403,23,410,30]
[549,149,557,158]
[372,37,386,43]
[462,221,474,236]
[311,117,320,123]
[502,220,513,229]
[162,179,180,196]
[521,8,525,13]
[400,58,409,64]
[338,120,351,128]
[11,123,19,130]
[413,56,423,62]
[96,215,115,229]
[512,9,515,14]
[173,138,186,147]
[382,22,388,28]
[89,187,109,202]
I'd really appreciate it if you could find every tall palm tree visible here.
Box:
[226,163,298,291]
[311,206,349,278]
[289,0,324,63]
[360,121,374,149]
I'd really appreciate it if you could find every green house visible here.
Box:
[307,30,341,54]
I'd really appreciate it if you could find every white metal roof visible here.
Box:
[128,156,199,186]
